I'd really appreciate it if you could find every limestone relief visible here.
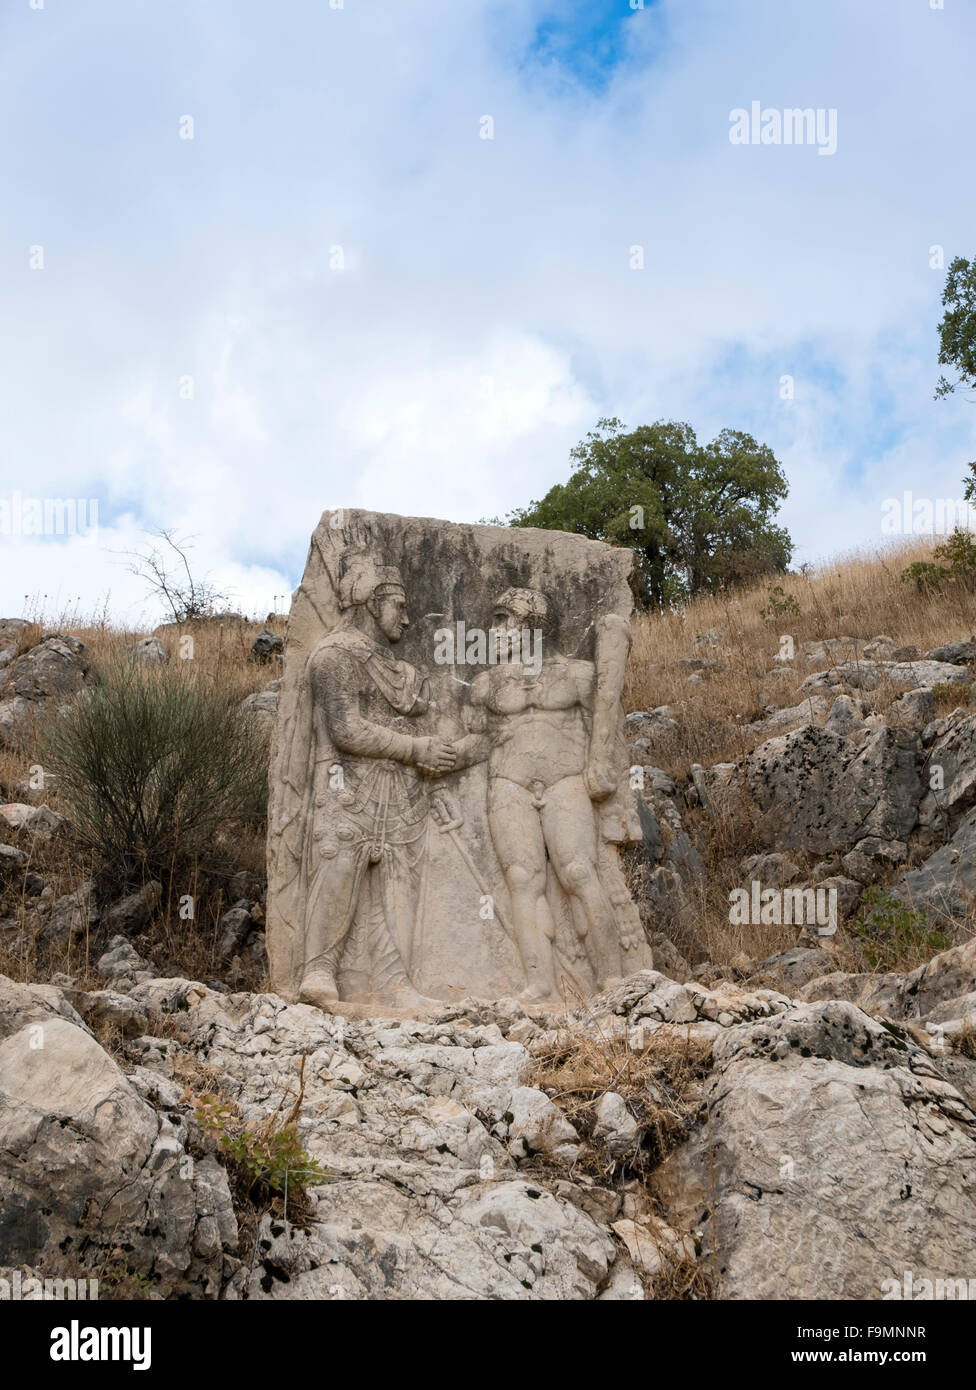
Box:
[267,509,653,1009]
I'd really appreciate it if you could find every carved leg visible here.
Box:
[488,778,560,1002]
[300,846,365,1008]
[542,776,622,985]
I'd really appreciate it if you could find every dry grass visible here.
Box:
[952,1021,976,1061]
[625,537,976,780]
[530,1017,714,1297]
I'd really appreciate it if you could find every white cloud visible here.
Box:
[2,0,975,620]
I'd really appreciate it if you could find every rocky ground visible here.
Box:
[2,614,976,1299]
[2,935,975,1300]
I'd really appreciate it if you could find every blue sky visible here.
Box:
[2,0,975,623]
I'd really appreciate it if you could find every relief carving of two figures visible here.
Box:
[276,553,644,1010]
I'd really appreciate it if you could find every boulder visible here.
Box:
[798,658,969,694]
[101,881,161,934]
[889,687,937,730]
[127,636,169,664]
[742,724,919,855]
[592,1092,640,1157]
[0,975,237,1294]
[895,809,976,927]
[97,935,151,982]
[824,693,865,738]
[250,629,284,664]
[926,638,976,665]
[0,844,28,874]
[216,902,256,962]
[242,686,280,729]
[1,633,89,698]
[919,713,976,829]
[657,1000,976,1299]
[0,804,67,840]
[39,882,99,945]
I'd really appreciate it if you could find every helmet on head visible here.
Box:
[338,553,405,610]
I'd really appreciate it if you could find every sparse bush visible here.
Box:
[758,584,800,621]
[932,680,972,710]
[40,658,268,880]
[953,1022,976,1061]
[850,887,951,972]
[901,528,976,592]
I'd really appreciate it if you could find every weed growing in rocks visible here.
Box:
[850,887,952,972]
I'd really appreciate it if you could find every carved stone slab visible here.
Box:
[267,509,652,1010]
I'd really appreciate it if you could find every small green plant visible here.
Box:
[931,681,972,710]
[850,887,951,971]
[758,584,800,621]
[96,1258,157,1301]
[193,1057,325,1222]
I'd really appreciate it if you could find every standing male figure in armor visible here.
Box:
[293,554,455,1009]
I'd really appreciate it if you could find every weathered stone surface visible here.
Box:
[101,881,161,934]
[889,687,937,731]
[919,713,976,828]
[0,803,67,839]
[626,707,679,749]
[39,882,99,945]
[798,658,969,694]
[268,510,652,1011]
[242,681,280,730]
[0,844,28,874]
[749,946,838,990]
[217,902,256,962]
[97,934,152,982]
[896,809,976,927]
[250,629,284,664]
[0,976,236,1294]
[0,618,31,667]
[801,937,976,1023]
[742,724,920,854]
[0,635,90,744]
[127,635,169,664]
[926,638,976,665]
[657,1000,976,1299]
[824,693,865,737]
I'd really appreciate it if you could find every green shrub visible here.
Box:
[758,584,800,621]
[850,887,951,971]
[901,527,976,591]
[41,658,268,878]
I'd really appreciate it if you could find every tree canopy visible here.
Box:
[935,254,976,503]
[505,417,792,607]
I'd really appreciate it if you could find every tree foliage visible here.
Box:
[935,255,976,503]
[505,418,792,607]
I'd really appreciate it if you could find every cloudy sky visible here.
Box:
[2,0,975,625]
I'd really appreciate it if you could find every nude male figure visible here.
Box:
[454,588,623,1001]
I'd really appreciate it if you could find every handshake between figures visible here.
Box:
[414,735,458,776]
